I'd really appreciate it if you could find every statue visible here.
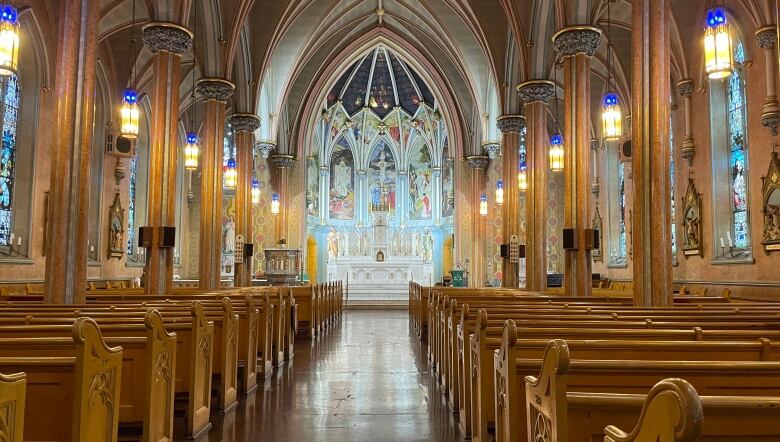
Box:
[339,230,349,256]
[422,227,433,262]
[108,192,124,259]
[327,228,338,260]
[681,178,703,257]
[223,218,236,253]
[764,204,780,241]
[684,214,700,247]
[376,250,385,262]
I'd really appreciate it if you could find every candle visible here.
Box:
[726,231,733,248]
[16,236,21,247]
[9,233,13,244]
[90,246,95,253]
[720,237,725,248]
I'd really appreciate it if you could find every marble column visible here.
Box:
[466,155,489,287]
[270,154,296,243]
[319,164,329,224]
[553,26,602,297]
[756,26,780,136]
[676,79,696,164]
[632,0,673,306]
[497,115,525,288]
[45,0,100,303]
[196,78,235,289]
[141,22,193,296]
[231,113,261,287]
[517,81,555,292]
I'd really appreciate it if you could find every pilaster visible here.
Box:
[496,115,525,288]
[466,155,489,287]
[231,113,261,287]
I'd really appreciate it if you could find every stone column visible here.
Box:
[270,154,295,243]
[632,0,673,306]
[466,155,489,287]
[553,26,602,297]
[196,78,235,289]
[518,81,555,292]
[141,22,193,296]
[45,0,100,303]
[496,115,525,288]
[319,164,329,224]
[231,113,261,287]
[756,26,780,135]
[676,79,696,164]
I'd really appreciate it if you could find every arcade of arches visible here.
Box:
[0,0,779,441]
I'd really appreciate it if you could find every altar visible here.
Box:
[327,256,434,299]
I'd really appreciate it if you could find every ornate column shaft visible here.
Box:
[553,26,601,297]
[518,81,555,292]
[497,115,525,288]
[45,0,100,303]
[676,79,696,164]
[632,0,673,306]
[197,78,235,289]
[270,154,296,243]
[466,155,489,287]
[231,113,260,287]
[142,22,193,296]
[756,26,780,135]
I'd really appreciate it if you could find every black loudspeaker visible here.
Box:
[160,227,176,248]
[138,226,154,248]
[244,243,254,259]
[562,229,577,250]
[517,245,527,259]
[584,229,599,250]
[500,244,510,258]
[622,140,632,158]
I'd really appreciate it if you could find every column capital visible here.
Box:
[270,153,296,169]
[755,25,777,50]
[142,22,193,55]
[761,112,780,136]
[676,79,695,98]
[481,141,501,159]
[230,113,261,133]
[256,140,276,159]
[517,80,556,104]
[496,114,525,134]
[196,77,235,101]
[465,155,490,171]
[552,25,602,57]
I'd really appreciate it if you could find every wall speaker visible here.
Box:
[562,229,577,250]
[138,226,153,248]
[500,244,510,258]
[244,243,254,258]
[160,227,176,248]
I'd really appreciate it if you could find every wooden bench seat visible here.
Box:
[0,372,25,442]
[0,318,123,442]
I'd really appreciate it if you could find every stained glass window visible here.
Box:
[126,156,137,255]
[618,161,626,257]
[728,41,749,249]
[0,74,19,247]
[670,112,676,255]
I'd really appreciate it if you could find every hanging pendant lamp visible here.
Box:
[704,6,733,79]
[120,0,140,139]
[518,151,528,191]
[252,178,261,205]
[601,0,623,141]
[184,131,199,170]
[271,192,280,215]
[495,180,504,205]
[479,193,488,216]
[224,157,238,189]
[549,134,564,172]
[0,3,19,76]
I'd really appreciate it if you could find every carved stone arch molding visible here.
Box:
[760,152,780,253]
[681,178,703,257]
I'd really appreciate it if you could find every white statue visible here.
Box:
[334,158,352,197]
[422,227,433,262]
[327,228,338,260]
[376,148,388,183]
[223,218,236,253]
[339,230,349,256]
[412,231,419,256]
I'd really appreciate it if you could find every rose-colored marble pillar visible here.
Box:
[553,26,602,297]
[45,0,100,303]
[632,0,673,306]
[142,22,193,296]
[270,154,296,244]
[466,155,489,287]
[496,115,524,287]
[518,81,555,292]
[196,78,234,289]
[676,79,696,164]
[756,26,780,135]
[231,113,261,287]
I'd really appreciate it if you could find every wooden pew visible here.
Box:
[0,317,123,442]
[0,372,25,442]
[524,340,780,441]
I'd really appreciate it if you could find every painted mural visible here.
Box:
[368,140,397,213]
[408,139,433,220]
[442,142,454,218]
[329,138,355,220]
[307,152,320,217]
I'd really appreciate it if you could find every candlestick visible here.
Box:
[720,237,725,248]
[16,236,21,247]
[726,231,733,248]
[9,233,13,244]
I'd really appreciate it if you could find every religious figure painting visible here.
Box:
[408,141,433,220]
[329,139,355,220]
[369,141,396,212]
[760,153,780,252]
[307,153,320,217]
[108,192,125,259]
[441,144,454,218]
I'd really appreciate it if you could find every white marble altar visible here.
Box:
[327,256,434,299]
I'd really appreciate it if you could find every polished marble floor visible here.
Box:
[197,310,460,442]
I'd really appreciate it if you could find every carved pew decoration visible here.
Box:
[522,338,570,442]
[144,309,177,442]
[681,178,703,257]
[604,379,704,442]
[0,372,25,442]
[188,301,214,438]
[760,151,780,253]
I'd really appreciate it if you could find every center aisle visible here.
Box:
[201,310,460,442]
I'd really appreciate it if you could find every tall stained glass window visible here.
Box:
[0,75,19,247]
[126,156,138,255]
[670,112,676,255]
[728,41,749,249]
[618,161,627,257]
